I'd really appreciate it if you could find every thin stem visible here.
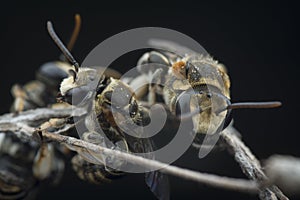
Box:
[0,107,289,199]
[42,130,259,193]
[221,126,289,200]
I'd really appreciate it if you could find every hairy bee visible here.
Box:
[47,21,169,200]
[131,41,281,145]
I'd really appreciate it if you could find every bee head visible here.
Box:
[37,15,81,89]
[47,19,100,106]
[59,68,100,105]
[175,85,231,135]
[175,84,281,135]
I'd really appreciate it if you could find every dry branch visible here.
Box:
[0,107,289,199]
[221,126,288,200]
[264,155,300,195]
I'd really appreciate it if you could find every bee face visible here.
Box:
[190,89,231,135]
[60,68,100,105]
[154,53,232,137]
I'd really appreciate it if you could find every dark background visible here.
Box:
[1,1,299,200]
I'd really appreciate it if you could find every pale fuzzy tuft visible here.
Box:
[60,76,76,96]
[60,67,99,96]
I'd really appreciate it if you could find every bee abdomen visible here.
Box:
[71,154,123,184]
[0,155,37,200]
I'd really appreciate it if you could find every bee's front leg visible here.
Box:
[137,51,170,71]
[71,154,123,184]
[148,68,164,105]
[134,51,170,104]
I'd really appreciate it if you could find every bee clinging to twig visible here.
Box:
[46,21,170,200]
[131,41,281,146]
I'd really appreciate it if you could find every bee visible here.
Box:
[131,40,281,146]
[46,21,169,200]
[0,131,65,200]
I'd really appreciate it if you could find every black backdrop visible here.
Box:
[1,1,299,200]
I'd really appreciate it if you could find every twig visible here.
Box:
[0,107,289,199]
[221,126,289,200]
[265,155,300,195]
[0,108,259,194]
[0,107,85,141]
[42,130,259,193]
[0,107,86,124]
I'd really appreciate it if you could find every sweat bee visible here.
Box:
[46,21,170,200]
[129,40,281,147]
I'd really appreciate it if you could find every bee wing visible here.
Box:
[125,134,170,200]
[148,38,205,58]
[145,170,170,200]
[87,66,122,79]
[142,138,170,200]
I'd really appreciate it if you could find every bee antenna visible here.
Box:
[59,14,81,62]
[227,101,282,110]
[47,21,79,72]
[68,69,77,82]
[67,14,81,51]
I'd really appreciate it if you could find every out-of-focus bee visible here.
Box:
[130,40,281,145]
[47,22,169,200]
[1,15,83,199]
[0,131,65,199]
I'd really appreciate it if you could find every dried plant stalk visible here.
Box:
[0,107,289,199]
[221,126,288,200]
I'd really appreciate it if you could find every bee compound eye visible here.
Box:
[65,86,89,105]
[110,86,132,108]
[104,91,113,101]
[129,100,138,118]
[206,93,212,98]
[39,62,68,79]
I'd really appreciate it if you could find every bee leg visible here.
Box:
[32,134,54,180]
[105,138,129,171]
[10,84,27,113]
[137,51,170,73]
[131,51,170,101]
[137,51,168,102]
[148,68,164,105]
[65,131,113,165]
[127,74,149,100]
[96,66,122,79]
[33,143,65,183]
[81,131,128,169]
[37,117,72,157]
[32,129,65,183]
[71,154,122,184]
[38,118,67,133]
